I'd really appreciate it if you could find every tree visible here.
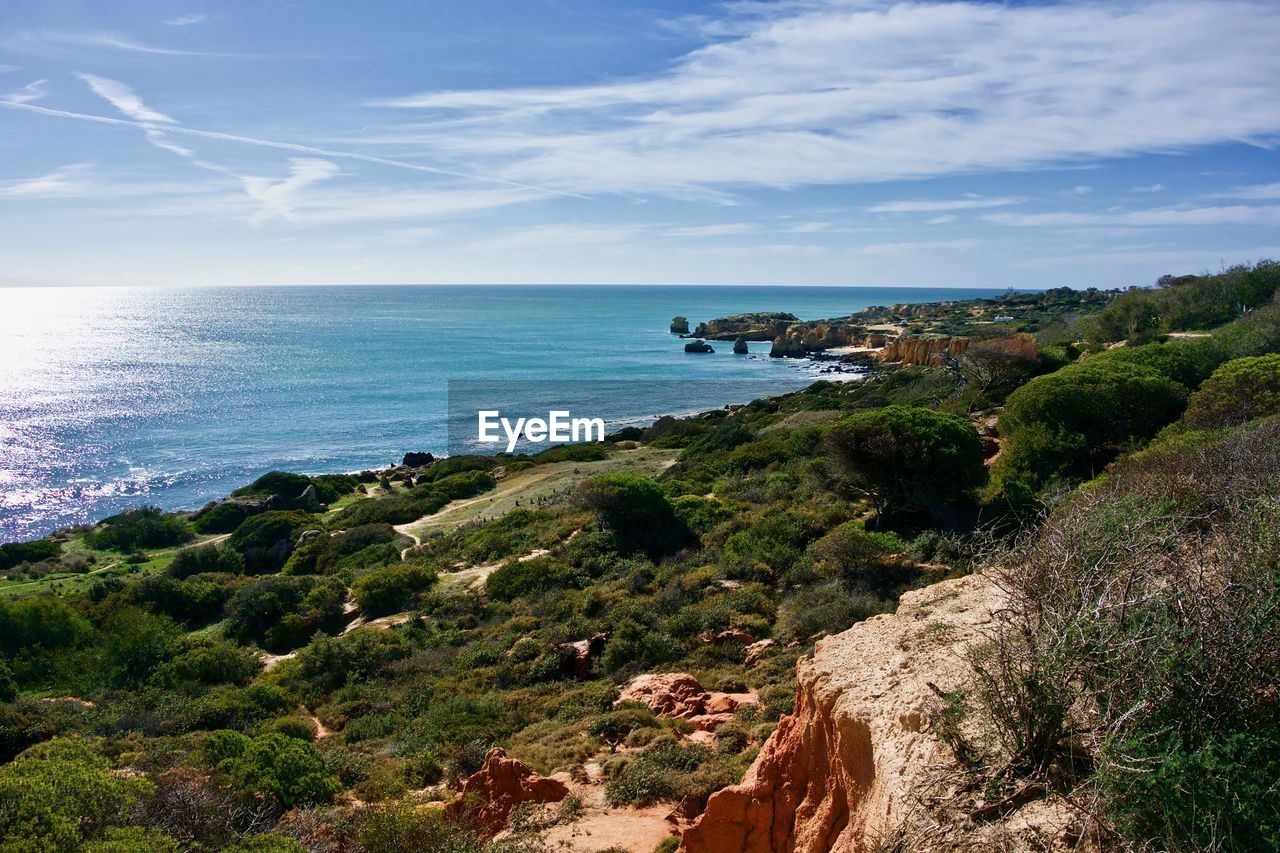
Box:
[825,406,986,523]
[575,473,690,556]
[1183,354,1280,430]
[85,506,193,552]
[990,359,1187,502]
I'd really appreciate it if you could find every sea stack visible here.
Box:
[733,335,749,354]
[684,339,715,353]
[670,315,690,334]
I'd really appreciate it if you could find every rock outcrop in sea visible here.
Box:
[684,339,715,353]
[671,316,691,334]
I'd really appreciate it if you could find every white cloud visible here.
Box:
[1135,183,1165,192]
[3,30,242,57]
[163,14,207,26]
[0,163,94,198]
[986,205,1280,227]
[868,196,1023,213]
[1221,181,1280,200]
[861,238,980,256]
[469,224,640,251]
[368,0,1280,197]
[926,215,957,225]
[1,79,47,105]
[75,73,175,123]
[240,158,341,224]
[1072,185,1093,195]
[664,223,759,237]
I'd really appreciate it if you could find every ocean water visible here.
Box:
[0,285,1005,542]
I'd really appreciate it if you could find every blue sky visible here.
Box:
[1,0,1279,287]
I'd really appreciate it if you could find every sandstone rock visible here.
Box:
[680,574,1004,853]
[699,628,755,645]
[618,673,712,718]
[446,747,568,835]
[744,638,776,667]
[733,336,749,354]
[671,316,691,334]
[684,340,715,354]
[402,451,435,468]
[876,334,970,367]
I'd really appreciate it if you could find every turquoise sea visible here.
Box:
[0,285,1006,542]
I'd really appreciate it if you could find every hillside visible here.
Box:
[1,262,1278,852]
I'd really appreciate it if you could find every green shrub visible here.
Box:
[990,360,1186,502]
[0,738,152,850]
[232,471,311,502]
[0,539,61,572]
[671,494,735,536]
[168,543,245,578]
[1182,353,1280,429]
[527,442,608,464]
[82,826,180,852]
[228,511,316,572]
[826,406,986,521]
[352,562,436,615]
[192,501,255,534]
[225,574,346,651]
[85,506,193,552]
[295,629,410,692]
[485,555,581,602]
[223,835,307,853]
[355,802,484,853]
[576,473,690,556]
[207,731,340,808]
[150,638,261,687]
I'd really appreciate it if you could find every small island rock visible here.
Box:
[670,315,690,334]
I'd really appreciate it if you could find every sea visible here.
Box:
[0,285,1007,543]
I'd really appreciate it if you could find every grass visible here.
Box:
[0,532,231,599]
[397,447,677,540]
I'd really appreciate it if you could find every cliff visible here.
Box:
[876,335,969,367]
[680,573,1003,853]
[694,313,800,341]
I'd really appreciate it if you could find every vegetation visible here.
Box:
[0,262,1276,850]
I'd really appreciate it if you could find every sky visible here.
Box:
[1,0,1279,288]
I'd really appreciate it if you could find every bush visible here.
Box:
[576,473,690,556]
[207,731,340,808]
[0,738,153,850]
[0,539,61,572]
[168,544,245,578]
[133,574,231,625]
[1182,353,1280,429]
[527,442,608,464]
[989,360,1186,502]
[352,562,436,615]
[225,575,346,651]
[485,555,581,602]
[151,638,262,687]
[826,406,986,521]
[193,501,256,534]
[228,511,316,572]
[296,629,410,692]
[671,494,735,536]
[85,506,193,552]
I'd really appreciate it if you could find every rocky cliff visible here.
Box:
[875,335,970,367]
[679,573,1003,853]
[694,313,801,341]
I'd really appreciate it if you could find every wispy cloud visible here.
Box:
[1,93,588,199]
[1220,181,1280,201]
[241,158,341,224]
[469,224,640,251]
[987,205,1280,227]
[368,0,1280,197]
[664,223,759,237]
[862,238,980,256]
[2,30,245,58]
[76,73,175,123]
[1135,183,1165,193]
[868,196,1024,214]
[1,79,47,105]
[0,163,94,198]
[163,14,207,27]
